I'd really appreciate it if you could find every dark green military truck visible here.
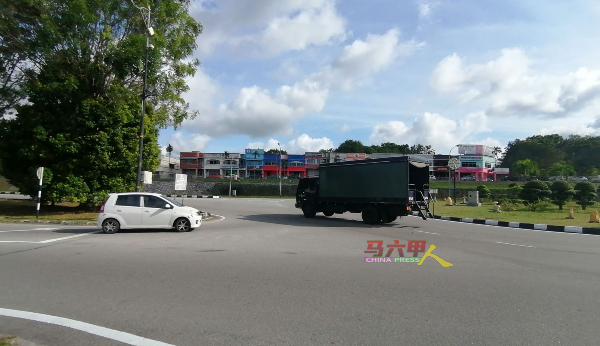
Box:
[295,156,432,224]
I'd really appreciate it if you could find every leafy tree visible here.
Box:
[492,146,502,167]
[574,181,597,210]
[0,0,201,205]
[550,181,575,210]
[166,143,173,166]
[477,185,491,199]
[519,181,551,209]
[336,140,367,153]
[548,161,575,178]
[512,159,540,178]
[266,149,287,154]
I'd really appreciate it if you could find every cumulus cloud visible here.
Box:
[163,132,212,155]
[369,112,491,152]
[430,48,600,117]
[246,134,333,153]
[417,0,440,19]
[193,0,346,57]
[183,29,421,138]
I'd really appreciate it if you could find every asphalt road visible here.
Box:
[0,198,599,346]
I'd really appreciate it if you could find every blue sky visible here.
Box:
[159,0,600,155]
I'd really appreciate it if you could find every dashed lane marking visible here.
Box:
[0,231,99,244]
[496,241,535,248]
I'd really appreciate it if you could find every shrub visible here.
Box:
[527,200,553,212]
[477,185,491,199]
[574,181,597,210]
[519,181,552,208]
[550,181,575,211]
[508,183,518,188]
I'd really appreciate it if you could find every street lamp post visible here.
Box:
[448,145,458,198]
[131,1,155,192]
[278,142,282,198]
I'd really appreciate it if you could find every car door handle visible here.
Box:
[117,209,122,212]
[145,210,150,213]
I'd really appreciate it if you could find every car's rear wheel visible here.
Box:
[174,218,192,232]
[102,218,120,234]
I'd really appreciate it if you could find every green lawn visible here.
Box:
[0,200,97,222]
[0,336,16,346]
[429,200,600,227]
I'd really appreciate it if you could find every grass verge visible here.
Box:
[0,199,97,222]
[429,201,600,227]
[0,336,16,346]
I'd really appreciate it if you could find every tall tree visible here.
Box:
[0,0,202,205]
[336,140,367,153]
[166,143,173,168]
[266,149,287,154]
[492,146,502,167]
[548,162,575,178]
[511,159,539,178]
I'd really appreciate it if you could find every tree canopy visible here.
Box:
[334,140,435,154]
[0,0,202,205]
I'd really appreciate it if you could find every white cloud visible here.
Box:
[431,48,600,117]
[417,0,440,19]
[285,134,334,153]
[340,124,351,133]
[183,29,421,138]
[163,132,212,155]
[193,0,346,57]
[369,112,490,152]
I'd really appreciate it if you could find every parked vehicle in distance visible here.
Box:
[97,193,202,234]
[429,175,436,180]
[570,176,588,182]
[207,174,221,178]
[461,175,475,181]
[295,156,432,224]
[590,177,600,183]
[549,176,564,181]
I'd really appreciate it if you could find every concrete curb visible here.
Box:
[410,212,600,235]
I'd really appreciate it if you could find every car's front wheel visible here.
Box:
[174,218,192,232]
[102,218,120,234]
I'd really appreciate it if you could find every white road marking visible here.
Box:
[496,241,535,248]
[417,231,438,235]
[37,232,100,243]
[0,227,59,233]
[0,231,99,244]
[0,307,175,346]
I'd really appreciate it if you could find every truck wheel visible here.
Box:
[323,211,334,216]
[362,206,380,225]
[302,203,317,218]
[384,215,398,223]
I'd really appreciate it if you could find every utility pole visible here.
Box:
[278,143,282,198]
[132,1,154,192]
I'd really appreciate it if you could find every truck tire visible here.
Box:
[323,211,334,216]
[302,203,317,218]
[362,206,380,225]
[384,215,398,223]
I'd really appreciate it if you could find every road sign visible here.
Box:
[175,174,187,191]
[36,167,44,181]
[143,171,152,184]
[448,158,460,170]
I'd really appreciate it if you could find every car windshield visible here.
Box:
[161,196,183,207]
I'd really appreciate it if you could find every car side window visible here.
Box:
[144,196,168,209]
[115,195,141,207]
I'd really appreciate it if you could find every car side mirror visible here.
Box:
[165,204,172,209]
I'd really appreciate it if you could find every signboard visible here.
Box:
[458,145,493,156]
[220,165,239,169]
[460,156,483,161]
[494,168,510,173]
[346,153,367,160]
[143,171,152,184]
[448,158,460,170]
[36,167,44,181]
[175,174,187,191]
[245,149,264,160]
[305,152,323,157]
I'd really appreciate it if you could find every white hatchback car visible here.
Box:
[97,192,202,234]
